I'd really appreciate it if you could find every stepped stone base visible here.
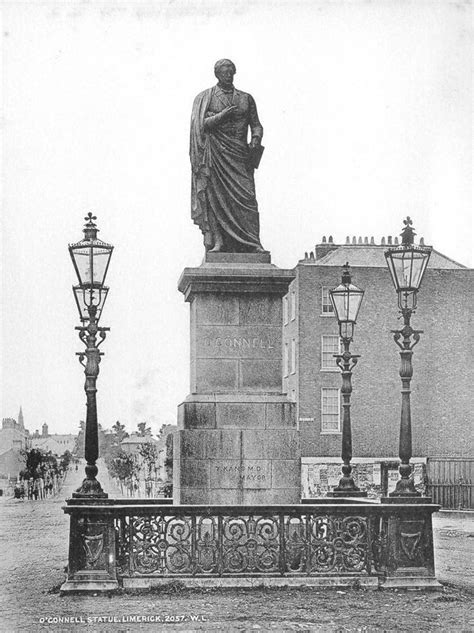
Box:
[123,576,380,590]
[175,254,300,505]
[175,397,300,504]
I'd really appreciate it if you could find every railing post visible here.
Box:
[217,514,223,577]
[279,512,285,576]
[377,502,441,590]
[61,501,118,593]
[191,514,197,576]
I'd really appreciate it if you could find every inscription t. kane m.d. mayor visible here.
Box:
[215,464,266,482]
[211,461,273,489]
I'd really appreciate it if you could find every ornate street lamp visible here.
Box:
[328,263,366,497]
[69,213,113,497]
[385,217,431,497]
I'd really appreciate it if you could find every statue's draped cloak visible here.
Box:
[190,87,263,251]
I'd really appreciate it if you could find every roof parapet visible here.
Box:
[303,235,429,262]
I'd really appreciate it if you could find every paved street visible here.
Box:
[0,464,473,632]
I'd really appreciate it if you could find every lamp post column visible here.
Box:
[328,338,366,496]
[338,338,358,491]
[327,263,366,498]
[74,305,109,498]
[390,308,422,497]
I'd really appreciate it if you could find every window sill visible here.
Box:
[320,313,335,317]
[320,368,340,373]
[320,432,342,435]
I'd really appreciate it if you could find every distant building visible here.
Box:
[0,411,30,455]
[0,408,31,491]
[0,449,25,483]
[120,434,155,455]
[31,429,77,455]
[283,235,473,497]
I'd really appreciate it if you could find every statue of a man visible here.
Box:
[190,59,265,253]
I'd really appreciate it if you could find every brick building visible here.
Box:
[282,235,473,498]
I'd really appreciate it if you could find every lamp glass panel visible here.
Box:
[73,286,108,321]
[410,251,430,288]
[330,283,364,323]
[70,243,112,286]
[91,246,112,285]
[398,289,417,312]
[386,248,430,291]
[330,290,348,322]
[70,246,93,286]
[339,321,354,340]
[385,253,398,290]
[391,251,413,289]
[346,285,364,322]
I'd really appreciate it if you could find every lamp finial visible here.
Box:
[83,213,99,241]
[401,216,416,246]
[342,262,351,285]
[84,212,97,225]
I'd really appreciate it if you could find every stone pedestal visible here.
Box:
[175,252,300,504]
[61,500,118,593]
[377,500,441,590]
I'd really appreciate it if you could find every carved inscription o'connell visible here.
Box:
[204,337,275,350]
[195,326,281,361]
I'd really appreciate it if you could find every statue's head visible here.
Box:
[214,59,236,86]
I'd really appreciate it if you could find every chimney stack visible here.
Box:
[314,236,339,261]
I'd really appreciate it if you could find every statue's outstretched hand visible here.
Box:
[204,105,237,130]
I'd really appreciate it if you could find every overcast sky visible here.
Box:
[1,0,472,436]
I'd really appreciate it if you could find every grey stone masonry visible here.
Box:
[175,252,301,504]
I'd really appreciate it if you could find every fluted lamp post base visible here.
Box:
[327,465,368,498]
[388,462,418,497]
[73,464,108,498]
[72,474,109,499]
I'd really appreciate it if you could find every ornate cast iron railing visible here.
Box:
[61,501,440,591]
[115,510,372,578]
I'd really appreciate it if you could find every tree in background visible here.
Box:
[137,422,152,437]
[107,450,139,495]
[59,450,73,472]
[20,448,44,479]
[19,448,60,481]
[111,420,129,445]
[138,441,159,498]
[138,441,158,478]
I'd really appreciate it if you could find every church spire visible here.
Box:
[18,406,24,429]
